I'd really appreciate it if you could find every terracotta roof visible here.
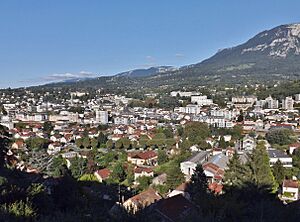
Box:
[289,143,300,148]
[95,168,111,180]
[134,166,153,174]
[209,182,223,194]
[129,150,157,160]
[283,180,298,189]
[128,188,162,208]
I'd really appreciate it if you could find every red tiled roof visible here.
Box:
[209,182,223,194]
[129,150,157,160]
[134,166,153,174]
[283,180,298,189]
[129,188,162,207]
[95,168,111,180]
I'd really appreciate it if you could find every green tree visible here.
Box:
[82,137,91,149]
[137,176,152,191]
[163,127,174,138]
[187,165,210,208]
[26,137,49,151]
[97,132,107,145]
[43,121,54,134]
[246,141,276,188]
[183,122,211,145]
[266,129,295,146]
[70,157,87,179]
[272,160,285,186]
[224,152,247,187]
[110,162,126,183]
[115,139,124,149]
[90,138,99,149]
[158,149,168,165]
[166,164,185,189]
[106,139,114,149]
[219,136,227,149]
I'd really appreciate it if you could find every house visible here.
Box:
[127,150,158,166]
[123,188,162,214]
[289,142,300,154]
[134,166,154,180]
[180,151,209,178]
[268,149,293,167]
[168,182,190,200]
[282,180,299,201]
[153,194,197,222]
[47,142,62,155]
[94,168,111,182]
[11,138,25,149]
[202,153,229,183]
[208,182,223,194]
[242,135,256,151]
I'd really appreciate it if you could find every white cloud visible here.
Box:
[175,53,185,58]
[44,71,97,82]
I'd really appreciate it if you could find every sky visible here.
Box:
[0,0,300,88]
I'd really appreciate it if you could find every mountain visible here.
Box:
[196,23,300,72]
[115,66,177,78]
[33,23,300,92]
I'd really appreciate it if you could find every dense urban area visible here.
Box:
[1,81,300,221]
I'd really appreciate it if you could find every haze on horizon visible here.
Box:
[0,0,300,88]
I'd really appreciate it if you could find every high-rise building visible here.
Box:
[282,97,294,110]
[96,110,108,124]
[295,94,300,102]
[265,96,279,109]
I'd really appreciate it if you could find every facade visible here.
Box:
[180,151,209,177]
[282,96,294,110]
[127,151,158,166]
[282,180,299,201]
[191,95,213,106]
[96,110,108,124]
[268,149,293,167]
[123,188,162,214]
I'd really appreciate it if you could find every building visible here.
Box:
[282,180,299,201]
[282,97,294,110]
[127,150,158,166]
[94,168,111,182]
[242,135,256,151]
[123,188,162,214]
[267,149,293,168]
[96,110,108,124]
[180,151,209,178]
[295,94,300,102]
[134,166,154,180]
[191,95,213,106]
[265,96,279,109]
[202,153,229,183]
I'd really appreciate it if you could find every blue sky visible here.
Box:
[0,0,300,88]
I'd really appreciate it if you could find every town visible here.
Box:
[1,86,300,221]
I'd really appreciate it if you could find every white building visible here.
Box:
[96,110,108,124]
[268,149,293,168]
[180,151,209,178]
[295,94,300,102]
[265,96,279,109]
[282,180,299,201]
[191,95,213,106]
[282,97,294,110]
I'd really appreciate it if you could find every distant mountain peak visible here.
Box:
[115,66,177,78]
[241,23,300,58]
